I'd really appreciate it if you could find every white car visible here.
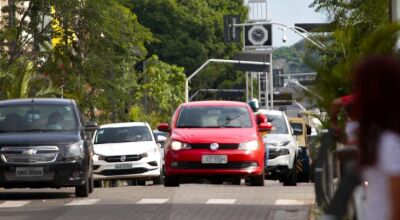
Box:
[259,109,299,186]
[92,122,163,185]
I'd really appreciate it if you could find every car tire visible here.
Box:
[94,180,103,188]
[89,175,94,193]
[250,171,265,186]
[153,168,164,185]
[137,180,147,186]
[75,178,90,197]
[283,161,297,186]
[164,175,180,187]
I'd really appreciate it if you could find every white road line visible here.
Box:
[274,199,305,205]
[136,199,169,204]
[0,201,31,208]
[65,199,100,206]
[206,199,237,204]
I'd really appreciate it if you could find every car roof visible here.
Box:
[0,98,75,106]
[181,100,249,107]
[258,109,284,116]
[99,122,149,128]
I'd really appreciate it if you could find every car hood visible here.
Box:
[263,134,293,145]
[0,132,80,145]
[171,128,258,144]
[94,141,156,156]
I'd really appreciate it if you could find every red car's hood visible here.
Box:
[171,128,258,144]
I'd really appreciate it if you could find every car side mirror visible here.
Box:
[156,135,167,142]
[258,122,272,132]
[157,123,171,132]
[84,121,98,132]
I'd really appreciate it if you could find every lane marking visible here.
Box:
[206,199,236,204]
[137,199,169,204]
[274,199,305,205]
[65,199,100,206]
[0,201,30,208]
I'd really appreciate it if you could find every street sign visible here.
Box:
[233,52,270,72]
[245,24,272,47]
[223,15,241,43]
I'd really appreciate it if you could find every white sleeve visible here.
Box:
[379,131,400,175]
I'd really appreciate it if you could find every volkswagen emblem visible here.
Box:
[120,155,126,162]
[210,143,219,150]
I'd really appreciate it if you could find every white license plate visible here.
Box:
[201,155,228,164]
[16,167,43,177]
[115,163,133,169]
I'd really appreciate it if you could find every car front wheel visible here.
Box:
[75,178,90,197]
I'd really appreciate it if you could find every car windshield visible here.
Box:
[176,106,252,128]
[264,114,288,134]
[94,126,152,144]
[0,104,77,133]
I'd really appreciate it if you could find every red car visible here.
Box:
[157,101,271,187]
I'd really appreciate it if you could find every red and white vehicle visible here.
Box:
[157,101,271,187]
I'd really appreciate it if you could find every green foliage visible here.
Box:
[306,0,398,115]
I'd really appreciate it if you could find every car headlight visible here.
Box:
[267,141,290,147]
[92,154,105,161]
[65,140,84,160]
[238,140,259,151]
[170,140,190,151]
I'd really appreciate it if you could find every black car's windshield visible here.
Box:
[0,104,78,133]
[177,106,252,128]
[264,114,288,134]
[94,126,152,144]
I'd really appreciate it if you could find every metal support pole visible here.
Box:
[265,72,269,109]
[257,72,261,103]
[269,53,274,109]
[246,72,249,102]
[250,72,254,98]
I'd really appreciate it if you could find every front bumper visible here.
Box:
[0,160,88,188]
[165,149,264,177]
[93,157,161,180]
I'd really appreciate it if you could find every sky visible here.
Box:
[246,0,327,47]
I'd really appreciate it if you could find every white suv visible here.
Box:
[92,122,163,185]
[259,109,299,186]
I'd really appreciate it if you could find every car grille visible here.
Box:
[189,143,239,150]
[174,162,258,169]
[0,146,59,164]
[99,168,154,176]
[104,154,145,163]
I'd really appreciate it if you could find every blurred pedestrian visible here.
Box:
[354,55,400,220]
[247,98,267,124]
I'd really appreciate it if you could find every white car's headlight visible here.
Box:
[267,141,290,147]
[66,140,84,160]
[170,141,190,151]
[92,154,105,161]
[238,140,259,151]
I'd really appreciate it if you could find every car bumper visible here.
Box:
[267,154,292,168]
[0,160,88,188]
[93,158,161,180]
[165,149,264,177]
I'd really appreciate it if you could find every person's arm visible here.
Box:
[390,176,400,220]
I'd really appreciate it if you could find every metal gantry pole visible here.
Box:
[269,52,274,109]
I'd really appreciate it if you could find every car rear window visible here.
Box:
[94,126,152,144]
[176,106,252,128]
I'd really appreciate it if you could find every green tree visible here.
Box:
[305,0,399,113]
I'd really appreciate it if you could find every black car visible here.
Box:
[0,98,97,197]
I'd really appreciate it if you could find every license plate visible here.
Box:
[115,163,132,169]
[16,167,43,177]
[201,155,228,164]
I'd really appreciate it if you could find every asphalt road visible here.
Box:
[0,180,315,220]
